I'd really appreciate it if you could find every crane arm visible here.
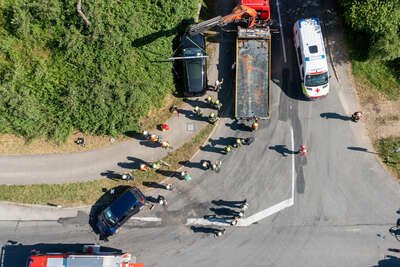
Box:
[188,4,257,35]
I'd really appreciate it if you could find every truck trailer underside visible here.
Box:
[235,32,270,119]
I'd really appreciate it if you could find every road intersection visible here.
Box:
[1,0,400,266]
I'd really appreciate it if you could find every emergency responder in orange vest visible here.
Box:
[251,119,259,131]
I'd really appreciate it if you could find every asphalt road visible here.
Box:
[1,0,400,266]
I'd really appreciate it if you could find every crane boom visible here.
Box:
[188,5,257,35]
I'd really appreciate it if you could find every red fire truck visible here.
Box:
[26,245,144,267]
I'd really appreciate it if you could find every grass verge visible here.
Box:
[352,60,400,101]
[0,94,183,155]
[375,137,400,179]
[0,124,214,207]
[140,94,183,131]
[345,31,400,101]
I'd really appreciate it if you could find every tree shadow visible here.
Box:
[88,185,131,235]
[320,112,351,121]
[0,243,121,267]
[117,156,147,170]
[268,145,297,157]
[132,19,193,48]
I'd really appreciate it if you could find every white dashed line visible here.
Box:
[131,217,162,222]
[276,0,287,63]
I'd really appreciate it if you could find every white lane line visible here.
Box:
[235,198,293,226]
[186,218,232,226]
[130,217,162,222]
[186,124,296,227]
[290,125,295,200]
[276,0,287,63]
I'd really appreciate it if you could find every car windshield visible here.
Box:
[104,207,118,226]
[305,72,328,87]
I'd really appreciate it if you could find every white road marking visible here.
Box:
[186,125,296,227]
[186,218,232,226]
[291,125,295,200]
[276,0,287,63]
[130,217,162,222]
[235,198,293,226]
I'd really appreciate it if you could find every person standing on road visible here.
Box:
[169,104,179,117]
[194,106,202,117]
[351,111,362,122]
[181,170,192,181]
[208,112,218,124]
[157,195,168,206]
[214,78,224,92]
[251,119,259,131]
[224,145,233,154]
[151,161,161,170]
[161,140,172,149]
[297,145,307,157]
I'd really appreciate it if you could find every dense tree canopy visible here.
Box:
[339,0,400,61]
[0,0,198,142]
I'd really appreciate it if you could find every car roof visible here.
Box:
[180,33,205,49]
[296,17,328,73]
[109,188,144,219]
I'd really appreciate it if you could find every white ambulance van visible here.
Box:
[293,17,330,98]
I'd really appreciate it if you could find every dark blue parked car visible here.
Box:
[97,186,145,237]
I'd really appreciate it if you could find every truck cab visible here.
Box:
[240,0,270,20]
[293,17,329,99]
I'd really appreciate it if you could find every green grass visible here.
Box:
[376,137,400,178]
[0,0,199,143]
[345,30,400,100]
[352,60,400,100]
[0,124,214,206]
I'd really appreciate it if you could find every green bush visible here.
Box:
[376,137,400,178]
[0,0,199,143]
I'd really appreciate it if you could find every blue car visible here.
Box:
[97,186,145,237]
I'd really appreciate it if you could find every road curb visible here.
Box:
[0,124,217,214]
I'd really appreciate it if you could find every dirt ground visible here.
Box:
[0,133,127,155]
[353,77,400,141]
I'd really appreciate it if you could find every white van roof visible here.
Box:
[297,18,328,73]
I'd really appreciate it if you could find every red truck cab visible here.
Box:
[240,0,271,20]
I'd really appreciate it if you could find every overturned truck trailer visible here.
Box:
[235,27,271,120]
